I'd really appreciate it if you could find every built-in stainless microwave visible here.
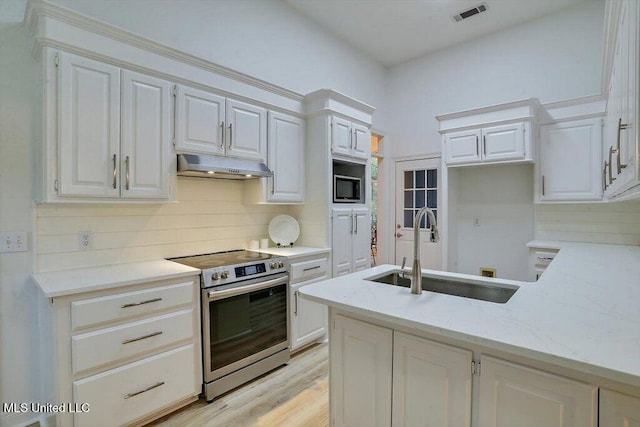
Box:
[334,174,362,203]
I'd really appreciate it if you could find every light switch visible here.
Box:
[0,232,28,253]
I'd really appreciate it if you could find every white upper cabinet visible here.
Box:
[56,52,171,201]
[226,99,267,161]
[539,118,603,202]
[58,54,121,197]
[482,122,525,162]
[267,111,305,202]
[331,116,370,160]
[438,99,538,168]
[121,71,171,199]
[174,86,267,162]
[175,85,225,156]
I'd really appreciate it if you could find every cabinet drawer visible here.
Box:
[73,344,197,427]
[290,258,329,283]
[72,309,194,374]
[71,281,194,331]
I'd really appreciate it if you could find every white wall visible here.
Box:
[0,1,387,425]
[0,2,41,426]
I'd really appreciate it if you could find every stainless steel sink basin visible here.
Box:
[365,270,518,304]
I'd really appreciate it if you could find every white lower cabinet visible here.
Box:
[331,314,392,427]
[478,356,597,427]
[392,332,472,427]
[288,253,330,352]
[599,389,640,427]
[330,312,601,427]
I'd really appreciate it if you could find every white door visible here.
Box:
[267,111,305,202]
[352,123,370,160]
[445,129,481,165]
[58,53,120,197]
[332,208,354,277]
[331,116,352,156]
[599,389,640,427]
[290,279,328,351]
[540,119,602,201]
[225,99,267,161]
[478,356,597,427]
[331,314,392,427]
[120,70,171,199]
[395,159,442,270]
[392,332,472,427]
[175,85,225,155]
[482,123,525,162]
[352,208,371,271]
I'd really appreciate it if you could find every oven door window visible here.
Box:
[208,284,287,372]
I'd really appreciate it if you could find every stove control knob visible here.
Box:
[211,272,220,281]
[220,271,229,279]
[278,261,285,269]
[270,262,278,270]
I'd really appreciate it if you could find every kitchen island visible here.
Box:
[299,242,640,427]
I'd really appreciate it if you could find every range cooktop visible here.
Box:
[169,250,274,270]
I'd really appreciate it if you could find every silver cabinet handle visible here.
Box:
[541,175,545,196]
[294,290,298,316]
[121,297,162,309]
[122,331,163,345]
[271,173,275,194]
[354,130,358,151]
[616,118,629,174]
[349,129,353,149]
[537,256,555,261]
[354,214,358,234]
[124,381,165,399]
[220,121,225,147]
[125,156,130,190]
[483,135,487,155]
[350,214,354,234]
[303,265,321,272]
[603,161,609,191]
[112,154,117,189]
[475,136,479,155]
[608,146,616,184]
[228,123,233,148]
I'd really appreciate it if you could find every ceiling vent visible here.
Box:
[453,3,488,22]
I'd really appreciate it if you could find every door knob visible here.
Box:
[396,232,404,238]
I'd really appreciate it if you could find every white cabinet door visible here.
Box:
[352,123,370,160]
[58,53,120,197]
[352,208,371,272]
[392,332,472,427]
[225,99,267,161]
[331,116,352,157]
[540,119,602,201]
[175,85,225,155]
[478,356,597,427]
[600,389,640,427]
[121,71,171,199]
[290,279,328,352]
[331,314,392,427]
[482,123,525,162]
[267,111,305,202]
[332,209,354,277]
[445,130,481,165]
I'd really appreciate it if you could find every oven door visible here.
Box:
[202,274,289,383]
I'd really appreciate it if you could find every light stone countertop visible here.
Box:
[254,246,331,259]
[33,260,200,298]
[299,242,640,389]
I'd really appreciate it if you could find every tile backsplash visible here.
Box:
[36,178,293,272]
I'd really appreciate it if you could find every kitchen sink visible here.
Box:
[365,270,518,304]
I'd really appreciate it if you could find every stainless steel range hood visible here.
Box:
[177,154,272,180]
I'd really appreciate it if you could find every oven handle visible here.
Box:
[207,275,288,301]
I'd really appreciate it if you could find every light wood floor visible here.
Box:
[149,343,329,427]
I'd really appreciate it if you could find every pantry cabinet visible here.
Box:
[53,51,172,201]
[331,208,371,276]
[538,118,603,202]
[599,389,640,427]
[175,85,267,162]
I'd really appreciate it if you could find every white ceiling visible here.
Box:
[283,0,590,66]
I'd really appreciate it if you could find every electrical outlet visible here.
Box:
[0,232,28,253]
[78,231,92,250]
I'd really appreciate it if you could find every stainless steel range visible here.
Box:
[169,250,289,402]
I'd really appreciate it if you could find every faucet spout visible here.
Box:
[411,207,439,295]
